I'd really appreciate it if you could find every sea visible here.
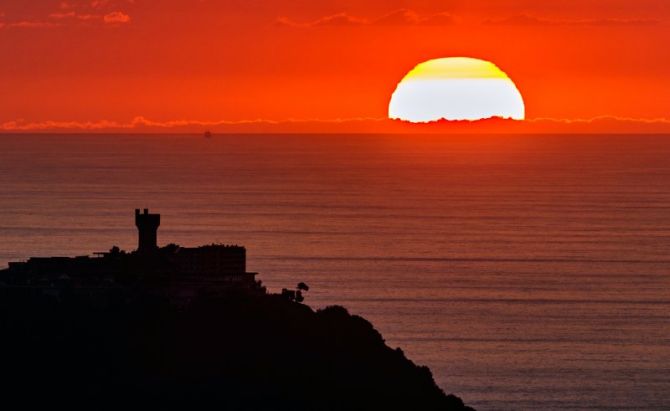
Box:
[0,134,668,410]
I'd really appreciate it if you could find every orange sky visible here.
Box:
[1,0,669,131]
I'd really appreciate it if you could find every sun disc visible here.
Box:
[389,57,525,122]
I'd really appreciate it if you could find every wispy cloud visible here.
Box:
[103,11,130,24]
[3,116,670,133]
[277,13,364,28]
[49,11,98,20]
[0,1,131,30]
[0,117,281,131]
[376,9,454,26]
[485,14,659,27]
[91,0,111,8]
[49,9,130,24]
[2,21,61,29]
[59,1,75,10]
[528,115,670,124]
[278,9,455,28]
[0,11,58,30]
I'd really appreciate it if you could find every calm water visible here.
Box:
[0,134,669,410]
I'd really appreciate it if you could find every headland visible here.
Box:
[0,210,474,410]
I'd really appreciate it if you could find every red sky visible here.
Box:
[1,0,669,132]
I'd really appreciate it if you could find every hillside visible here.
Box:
[0,289,474,410]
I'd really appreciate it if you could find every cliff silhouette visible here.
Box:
[0,289,474,410]
[0,210,473,410]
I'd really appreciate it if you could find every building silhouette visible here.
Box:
[136,208,160,253]
[0,209,263,300]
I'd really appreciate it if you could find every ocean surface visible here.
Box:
[0,134,668,410]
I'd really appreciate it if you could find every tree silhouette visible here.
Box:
[281,282,310,303]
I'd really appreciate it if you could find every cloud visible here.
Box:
[278,9,455,28]
[277,13,366,27]
[103,11,130,24]
[0,116,388,132]
[3,116,670,134]
[61,0,133,9]
[92,0,136,9]
[528,116,670,124]
[3,21,61,29]
[0,117,274,131]
[485,14,659,27]
[49,11,98,20]
[0,2,132,30]
[91,0,110,8]
[375,9,455,26]
[0,9,60,30]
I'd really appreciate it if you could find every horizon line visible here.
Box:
[2,115,670,133]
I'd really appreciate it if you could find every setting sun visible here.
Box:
[388,57,525,122]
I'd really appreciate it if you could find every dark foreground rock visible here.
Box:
[0,291,474,410]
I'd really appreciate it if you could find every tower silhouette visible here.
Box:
[135,209,160,253]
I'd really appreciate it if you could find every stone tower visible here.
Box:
[135,209,160,253]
